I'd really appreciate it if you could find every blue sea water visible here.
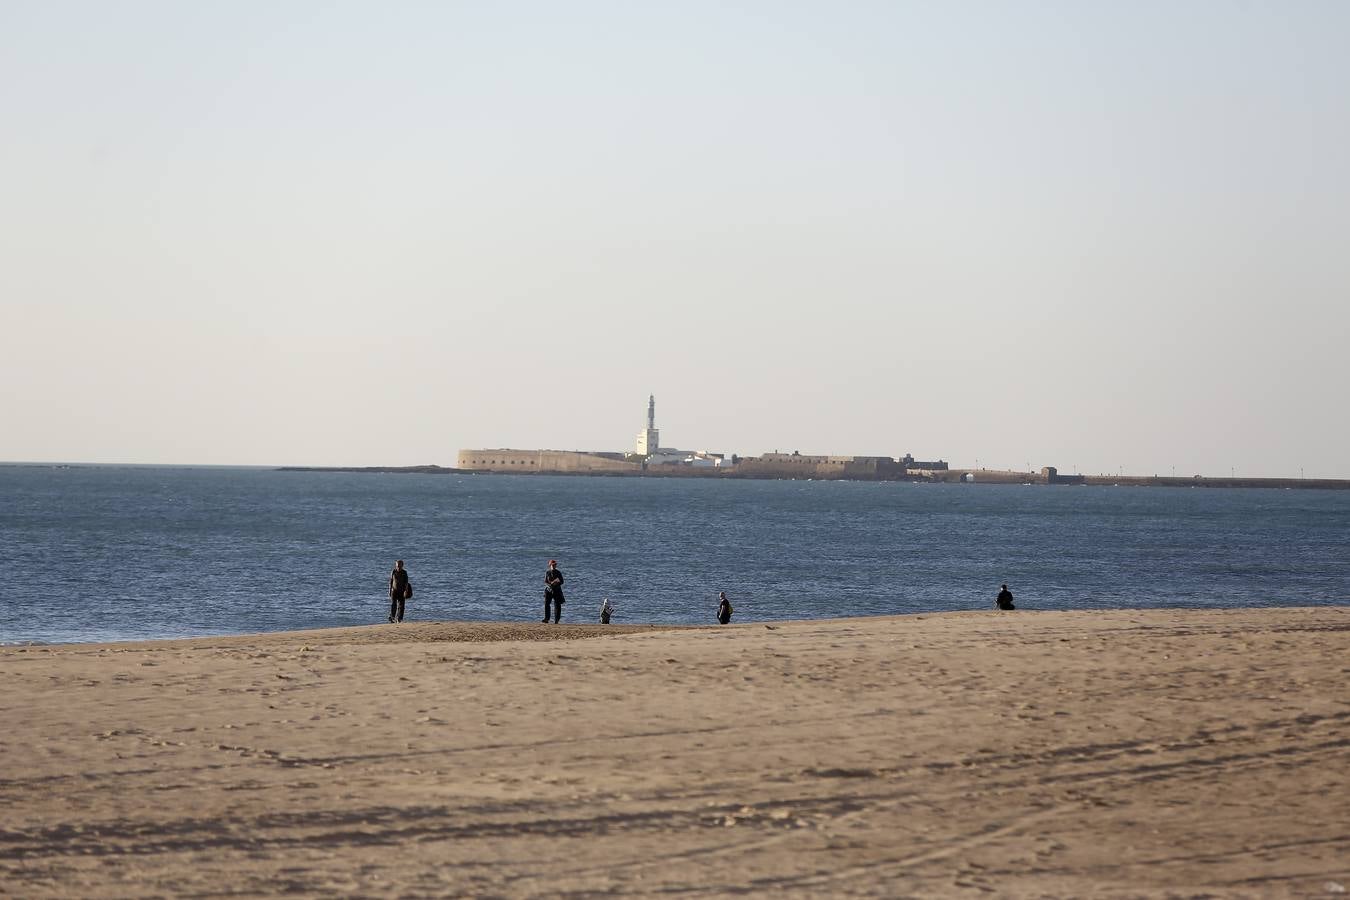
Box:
[1,465,1347,644]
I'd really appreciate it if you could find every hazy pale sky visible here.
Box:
[2,1,1347,476]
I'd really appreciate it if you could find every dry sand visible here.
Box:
[2,608,1347,898]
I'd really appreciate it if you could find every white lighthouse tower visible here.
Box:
[635,394,660,455]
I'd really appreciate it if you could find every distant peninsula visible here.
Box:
[280,395,1349,489]
[278,460,1350,490]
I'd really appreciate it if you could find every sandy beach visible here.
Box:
[2,607,1347,898]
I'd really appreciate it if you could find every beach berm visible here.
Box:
[2,608,1347,897]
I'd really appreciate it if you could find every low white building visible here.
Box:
[688,451,732,468]
[645,448,687,466]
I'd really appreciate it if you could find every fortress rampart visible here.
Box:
[459,448,922,480]
[457,449,640,475]
[734,453,904,480]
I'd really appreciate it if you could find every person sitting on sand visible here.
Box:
[995,584,1016,610]
[600,597,614,625]
[717,591,733,625]
[543,559,565,624]
[389,560,411,623]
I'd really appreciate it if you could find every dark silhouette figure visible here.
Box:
[543,559,565,623]
[717,591,733,625]
[995,584,1016,610]
[600,598,614,625]
[389,560,411,622]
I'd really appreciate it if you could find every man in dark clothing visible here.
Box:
[543,559,565,623]
[996,584,1015,610]
[717,591,733,625]
[389,560,411,622]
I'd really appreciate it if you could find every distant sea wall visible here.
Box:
[925,469,1350,490]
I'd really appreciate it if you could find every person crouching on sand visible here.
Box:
[717,591,733,625]
[996,583,1016,610]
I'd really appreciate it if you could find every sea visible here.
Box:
[1,465,1347,645]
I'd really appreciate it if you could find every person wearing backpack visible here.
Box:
[388,560,412,623]
[717,591,733,625]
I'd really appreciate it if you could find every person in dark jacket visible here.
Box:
[543,559,565,623]
[717,591,733,625]
[389,560,411,622]
[995,584,1016,610]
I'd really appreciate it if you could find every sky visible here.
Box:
[1,1,1347,476]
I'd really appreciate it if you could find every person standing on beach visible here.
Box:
[996,584,1016,610]
[717,591,733,625]
[543,559,565,624]
[389,560,412,623]
[600,597,614,625]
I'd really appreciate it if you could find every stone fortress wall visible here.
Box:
[734,452,905,479]
[457,448,951,480]
[456,449,640,475]
[457,397,951,481]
